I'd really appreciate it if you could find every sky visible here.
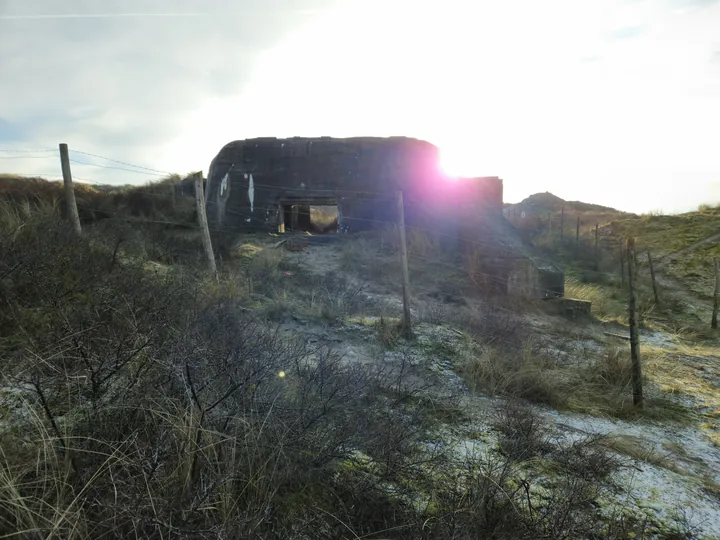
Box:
[1,0,719,213]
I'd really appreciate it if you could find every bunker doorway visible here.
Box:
[279,200,339,234]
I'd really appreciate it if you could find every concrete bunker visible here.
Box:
[205,136,564,298]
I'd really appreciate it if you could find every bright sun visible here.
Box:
[438,147,474,178]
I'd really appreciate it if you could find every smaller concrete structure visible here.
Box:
[541,297,593,319]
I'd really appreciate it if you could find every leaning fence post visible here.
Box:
[58,143,82,235]
[594,223,599,270]
[712,257,719,330]
[576,216,580,247]
[194,174,218,280]
[626,237,643,408]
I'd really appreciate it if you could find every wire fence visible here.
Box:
[0,146,176,184]
[1,144,699,304]
[4,146,719,336]
[43,196,566,300]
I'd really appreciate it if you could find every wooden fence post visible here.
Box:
[396,191,412,338]
[712,257,719,329]
[647,251,660,306]
[576,216,580,246]
[620,243,625,290]
[560,207,565,241]
[626,238,643,408]
[194,174,218,280]
[594,223,599,269]
[594,223,599,251]
[58,143,82,235]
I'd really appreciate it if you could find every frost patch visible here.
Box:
[613,464,720,538]
[641,331,679,349]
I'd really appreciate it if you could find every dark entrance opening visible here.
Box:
[279,200,338,234]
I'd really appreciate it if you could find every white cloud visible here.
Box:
[1,0,719,211]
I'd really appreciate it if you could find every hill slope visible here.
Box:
[505,192,630,216]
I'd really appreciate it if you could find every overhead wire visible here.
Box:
[68,158,171,179]
[0,154,55,160]
[69,149,174,176]
[0,148,55,153]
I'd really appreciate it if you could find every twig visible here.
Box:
[603,332,630,341]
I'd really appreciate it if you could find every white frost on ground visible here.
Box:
[544,410,720,483]
[542,409,720,538]
[429,403,720,539]
[641,331,680,350]
[615,464,720,539]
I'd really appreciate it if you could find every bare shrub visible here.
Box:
[0,297,431,538]
[431,452,523,538]
[550,434,623,482]
[0,210,436,540]
[491,400,550,460]
[415,300,452,325]
[426,444,652,540]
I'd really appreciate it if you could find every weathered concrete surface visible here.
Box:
[205,137,502,233]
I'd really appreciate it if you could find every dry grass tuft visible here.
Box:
[460,339,568,408]
[0,173,196,224]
